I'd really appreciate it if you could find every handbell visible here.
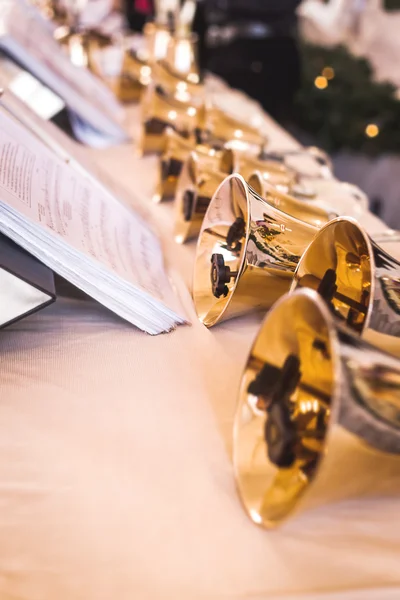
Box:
[247,172,331,229]
[234,287,400,528]
[153,128,221,203]
[174,150,232,243]
[138,84,200,156]
[221,148,295,188]
[202,104,268,153]
[192,174,317,327]
[290,216,400,357]
[175,157,309,245]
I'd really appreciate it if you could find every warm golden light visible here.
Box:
[314,76,328,90]
[365,123,379,138]
[322,66,335,80]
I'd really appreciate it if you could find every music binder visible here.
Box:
[0,233,55,329]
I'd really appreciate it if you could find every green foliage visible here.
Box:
[293,43,400,155]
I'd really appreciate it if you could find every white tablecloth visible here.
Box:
[1,100,400,600]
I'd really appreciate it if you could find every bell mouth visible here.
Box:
[192,174,250,326]
[219,148,237,175]
[174,154,199,243]
[291,217,373,335]
[233,289,336,527]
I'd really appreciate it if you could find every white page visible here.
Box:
[0,0,128,143]
[0,106,185,329]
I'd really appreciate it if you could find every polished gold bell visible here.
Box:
[247,172,332,229]
[174,150,232,243]
[154,131,267,203]
[290,216,400,357]
[192,174,317,327]
[174,149,297,244]
[109,23,173,103]
[234,288,400,528]
[153,128,222,203]
[139,88,268,155]
[223,148,294,187]
[202,104,268,152]
[138,85,200,156]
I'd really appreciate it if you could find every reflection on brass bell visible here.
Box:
[153,128,221,203]
[234,288,400,528]
[247,172,331,229]
[290,216,400,357]
[174,151,233,244]
[192,174,317,327]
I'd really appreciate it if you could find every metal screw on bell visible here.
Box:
[183,190,195,222]
[226,217,245,251]
[160,158,170,182]
[247,353,302,468]
[265,402,296,468]
[210,253,238,298]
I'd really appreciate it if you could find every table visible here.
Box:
[1,96,400,600]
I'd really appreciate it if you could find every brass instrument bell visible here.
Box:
[154,128,221,203]
[174,150,232,243]
[192,174,317,327]
[290,216,400,358]
[234,287,400,528]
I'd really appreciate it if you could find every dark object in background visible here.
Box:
[193,0,302,124]
[124,0,154,32]
[122,0,302,124]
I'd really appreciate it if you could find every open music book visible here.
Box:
[0,0,128,146]
[0,100,187,334]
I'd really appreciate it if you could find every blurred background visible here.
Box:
[123,0,400,226]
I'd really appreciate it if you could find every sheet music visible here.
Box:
[0,0,128,143]
[0,106,185,332]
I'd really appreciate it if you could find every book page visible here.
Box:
[0,0,128,141]
[0,105,183,316]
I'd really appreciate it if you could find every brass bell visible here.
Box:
[290,216,400,357]
[173,150,295,243]
[202,104,268,153]
[154,128,222,203]
[192,174,317,327]
[247,172,333,228]
[234,287,400,527]
[174,150,232,243]
[222,148,293,185]
[138,84,200,156]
